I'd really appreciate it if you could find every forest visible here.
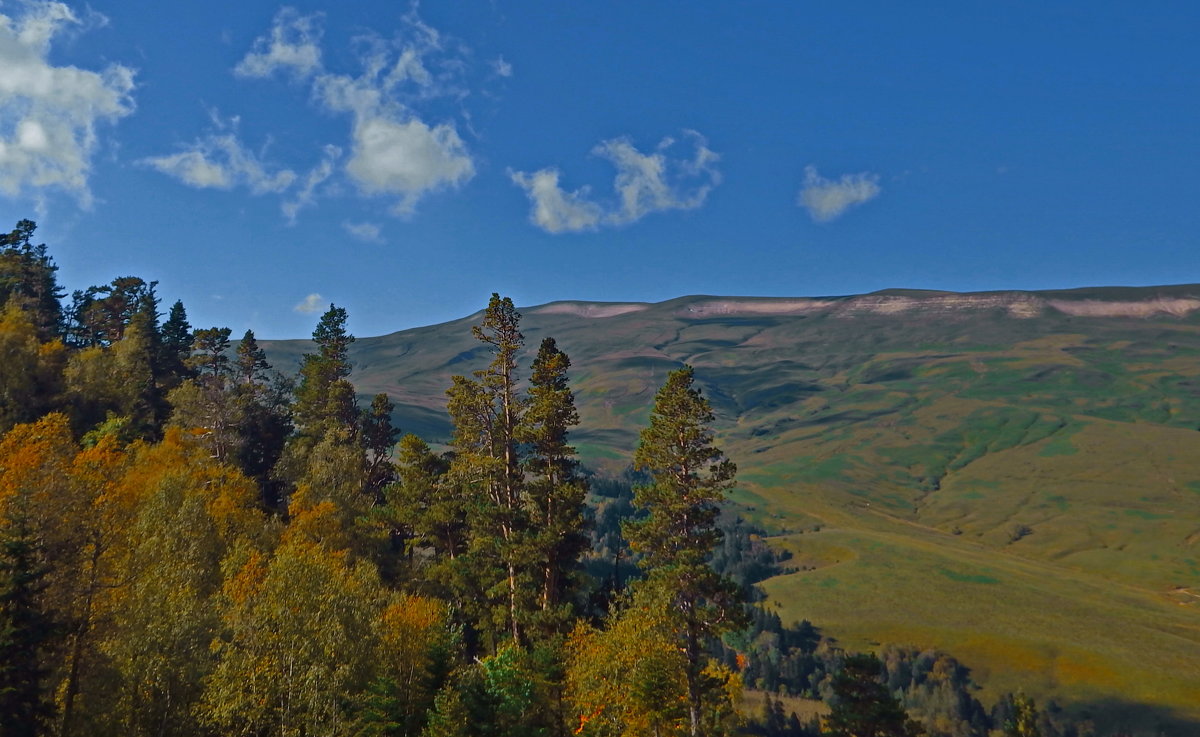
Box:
[0,220,1147,736]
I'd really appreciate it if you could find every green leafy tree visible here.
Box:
[825,653,923,737]
[232,331,292,508]
[624,365,744,737]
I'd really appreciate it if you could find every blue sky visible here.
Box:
[1,0,1197,338]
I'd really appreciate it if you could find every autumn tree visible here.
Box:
[624,365,744,737]
[200,538,384,737]
[0,302,60,434]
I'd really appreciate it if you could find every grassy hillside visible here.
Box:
[264,286,1200,730]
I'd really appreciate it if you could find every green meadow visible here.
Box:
[264,286,1200,727]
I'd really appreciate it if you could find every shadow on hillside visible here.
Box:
[1062,696,1200,737]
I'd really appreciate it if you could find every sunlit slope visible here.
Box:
[263,286,1200,723]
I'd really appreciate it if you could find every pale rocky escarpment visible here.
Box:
[678,292,1200,320]
[533,302,650,318]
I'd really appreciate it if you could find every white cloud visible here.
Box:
[282,143,341,222]
[491,56,512,78]
[141,117,296,195]
[344,115,473,215]
[509,168,602,233]
[234,7,323,80]
[596,131,720,225]
[294,293,324,313]
[153,7,475,220]
[797,165,881,222]
[343,221,382,242]
[511,131,720,233]
[0,1,135,205]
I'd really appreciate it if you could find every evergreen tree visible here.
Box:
[446,294,529,647]
[157,300,193,387]
[291,304,359,441]
[825,653,922,737]
[234,329,270,386]
[231,335,291,509]
[519,337,587,636]
[362,393,400,503]
[0,219,64,341]
[624,365,744,737]
[0,514,55,737]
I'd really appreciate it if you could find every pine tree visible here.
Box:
[624,365,743,737]
[519,337,587,635]
[234,329,270,386]
[446,294,529,647]
[362,393,400,503]
[292,304,358,441]
[825,653,922,737]
[0,219,64,341]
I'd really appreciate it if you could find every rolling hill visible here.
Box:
[263,285,1200,731]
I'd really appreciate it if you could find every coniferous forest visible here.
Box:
[0,220,1163,736]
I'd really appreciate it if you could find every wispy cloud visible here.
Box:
[0,1,135,206]
[171,6,476,219]
[282,144,341,222]
[293,293,324,313]
[797,165,881,222]
[491,55,513,78]
[510,131,720,233]
[342,221,382,242]
[234,7,323,81]
[140,114,296,194]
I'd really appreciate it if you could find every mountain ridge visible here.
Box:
[260,282,1200,725]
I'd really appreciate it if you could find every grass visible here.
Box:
[262,286,1200,728]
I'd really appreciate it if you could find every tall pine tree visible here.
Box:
[624,365,743,737]
[519,337,587,636]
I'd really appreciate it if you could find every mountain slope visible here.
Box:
[263,285,1200,728]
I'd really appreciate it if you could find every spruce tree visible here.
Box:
[624,365,743,737]
[158,300,193,386]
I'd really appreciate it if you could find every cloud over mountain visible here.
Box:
[511,131,720,233]
[797,165,881,222]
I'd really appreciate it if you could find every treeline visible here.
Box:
[0,220,1153,737]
